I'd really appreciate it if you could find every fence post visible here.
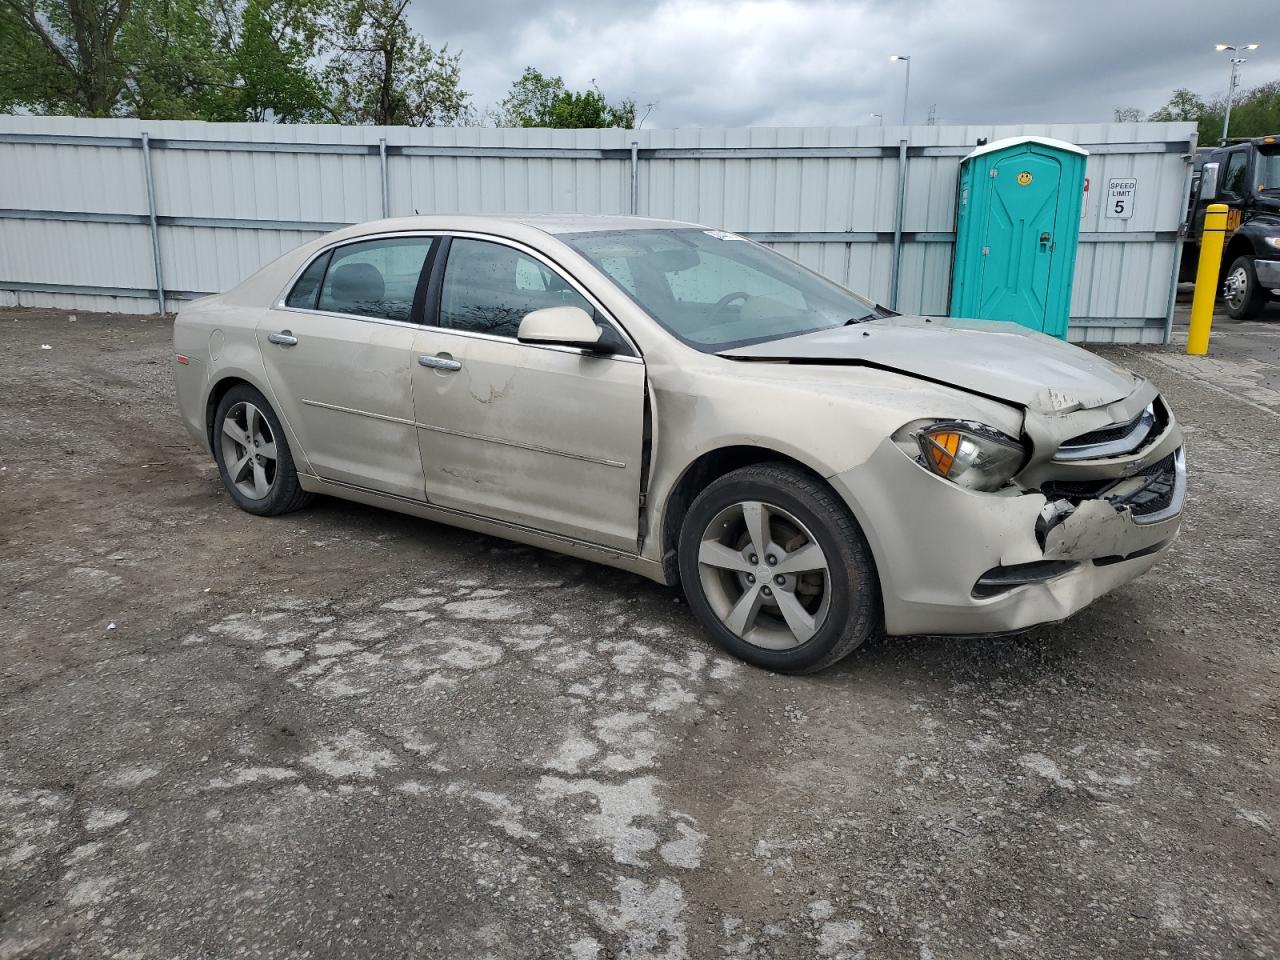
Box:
[379,138,390,218]
[139,132,165,315]
[889,137,909,310]
[630,141,639,215]
[1163,134,1198,344]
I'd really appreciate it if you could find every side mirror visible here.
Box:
[517,306,602,349]
[1200,162,1220,201]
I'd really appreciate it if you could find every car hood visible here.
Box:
[718,315,1141,414]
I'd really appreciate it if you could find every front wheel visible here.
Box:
[1222,255,1267,321]
[213,384,313,516]
[677,463,880,673]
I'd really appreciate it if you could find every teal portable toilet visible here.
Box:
[949,136,1088,339]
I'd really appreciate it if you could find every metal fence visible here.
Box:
[0,116,1197,343]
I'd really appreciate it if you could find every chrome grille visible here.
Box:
[1054,400,1164,461]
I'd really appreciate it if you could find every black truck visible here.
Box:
[1180,136,1280,319]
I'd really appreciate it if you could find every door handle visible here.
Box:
[418,354,462,372]
[1039,232,1051,249]
[268,331,298,346]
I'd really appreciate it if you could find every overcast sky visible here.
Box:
[408,0,1278,128]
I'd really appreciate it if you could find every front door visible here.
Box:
[978,150,1062,333]
[258,235,435,501]
[411,236,647,553]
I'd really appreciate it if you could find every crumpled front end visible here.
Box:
[830,379,1185,637]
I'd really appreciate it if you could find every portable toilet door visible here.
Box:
[949,136,1088,339]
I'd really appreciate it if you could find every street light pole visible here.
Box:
[871,113,883,126]
[1215,43,1259,144]
[890,55,911,125]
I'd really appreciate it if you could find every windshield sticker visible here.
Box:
[702,229,745,241]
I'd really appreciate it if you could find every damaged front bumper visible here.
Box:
[829,406,1185,637]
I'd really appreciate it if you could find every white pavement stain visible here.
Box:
[588,878,688,960]
[301,730,398,780]
[188,578,748,954]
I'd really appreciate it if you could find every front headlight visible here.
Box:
[1264,236,1280,251]
[893,420,1027,492]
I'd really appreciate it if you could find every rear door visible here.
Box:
[259,235,435,501]
[410,235,647,553]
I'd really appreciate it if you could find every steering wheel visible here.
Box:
[707,291,750,325]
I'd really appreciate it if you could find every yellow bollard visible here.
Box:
[1186,203,1230,355]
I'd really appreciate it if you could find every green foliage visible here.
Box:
[224,0,328,121]
[118,0,230,120]
[321,0,469,126]
[498,66,635,129]
[0,0,469,125]
[0,0,328,120]
[0,0,135,115]
[0,2,637,131]
[1150,83,1280,145]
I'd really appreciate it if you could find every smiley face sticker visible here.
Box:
[1016,170,1034,186]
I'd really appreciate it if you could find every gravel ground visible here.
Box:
[0,306,1276,960]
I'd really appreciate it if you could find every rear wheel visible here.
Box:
[1222,255,1267,320]
[213,384,312,516]
[677,463,880,673]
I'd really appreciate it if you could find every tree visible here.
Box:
[1224,80,1280,141]
[322,0,469,126]
[220,0,328,121]
[117,0,231,120]
[1149,83,1280,145]
[0,0,134,115]
[0,0,331,121]
[1112,106,1144,123]
[497,66,635,129]
[1149,88,1209,123]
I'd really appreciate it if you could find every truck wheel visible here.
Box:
[1222,255,1267,320]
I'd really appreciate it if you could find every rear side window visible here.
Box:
[285,250,331,309]
[315,237,433,322]
[439,238,593,338]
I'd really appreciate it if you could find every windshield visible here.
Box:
[1258,148,1280,195]
[562,228,879,351]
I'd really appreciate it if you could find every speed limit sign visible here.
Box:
[1106,177,1136,219]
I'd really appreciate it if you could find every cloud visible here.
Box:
[408,0,1280,128]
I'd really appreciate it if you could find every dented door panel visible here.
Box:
[410,330,646,552]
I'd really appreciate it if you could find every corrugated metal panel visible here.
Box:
[0,115,1195,342]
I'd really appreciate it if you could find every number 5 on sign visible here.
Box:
[1106,177,1136,220]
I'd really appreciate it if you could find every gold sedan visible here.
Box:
[174,216,1185,671]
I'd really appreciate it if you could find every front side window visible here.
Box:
[315,237,433,322]
[564,228,878,351]
[1221,152,1249,198]
[439,238,594,338]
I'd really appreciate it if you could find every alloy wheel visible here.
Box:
[220,401,277,500]
[696,500,832,650]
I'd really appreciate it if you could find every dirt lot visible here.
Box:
[1,306,1277,960]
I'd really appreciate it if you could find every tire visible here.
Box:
[1222,255,1267,321]
[677,463,880,673]
[213,384,313,516]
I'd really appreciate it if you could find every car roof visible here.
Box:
[320,213,702,246]
[515,214,700,234]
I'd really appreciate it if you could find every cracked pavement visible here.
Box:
[0,306,1277,959]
